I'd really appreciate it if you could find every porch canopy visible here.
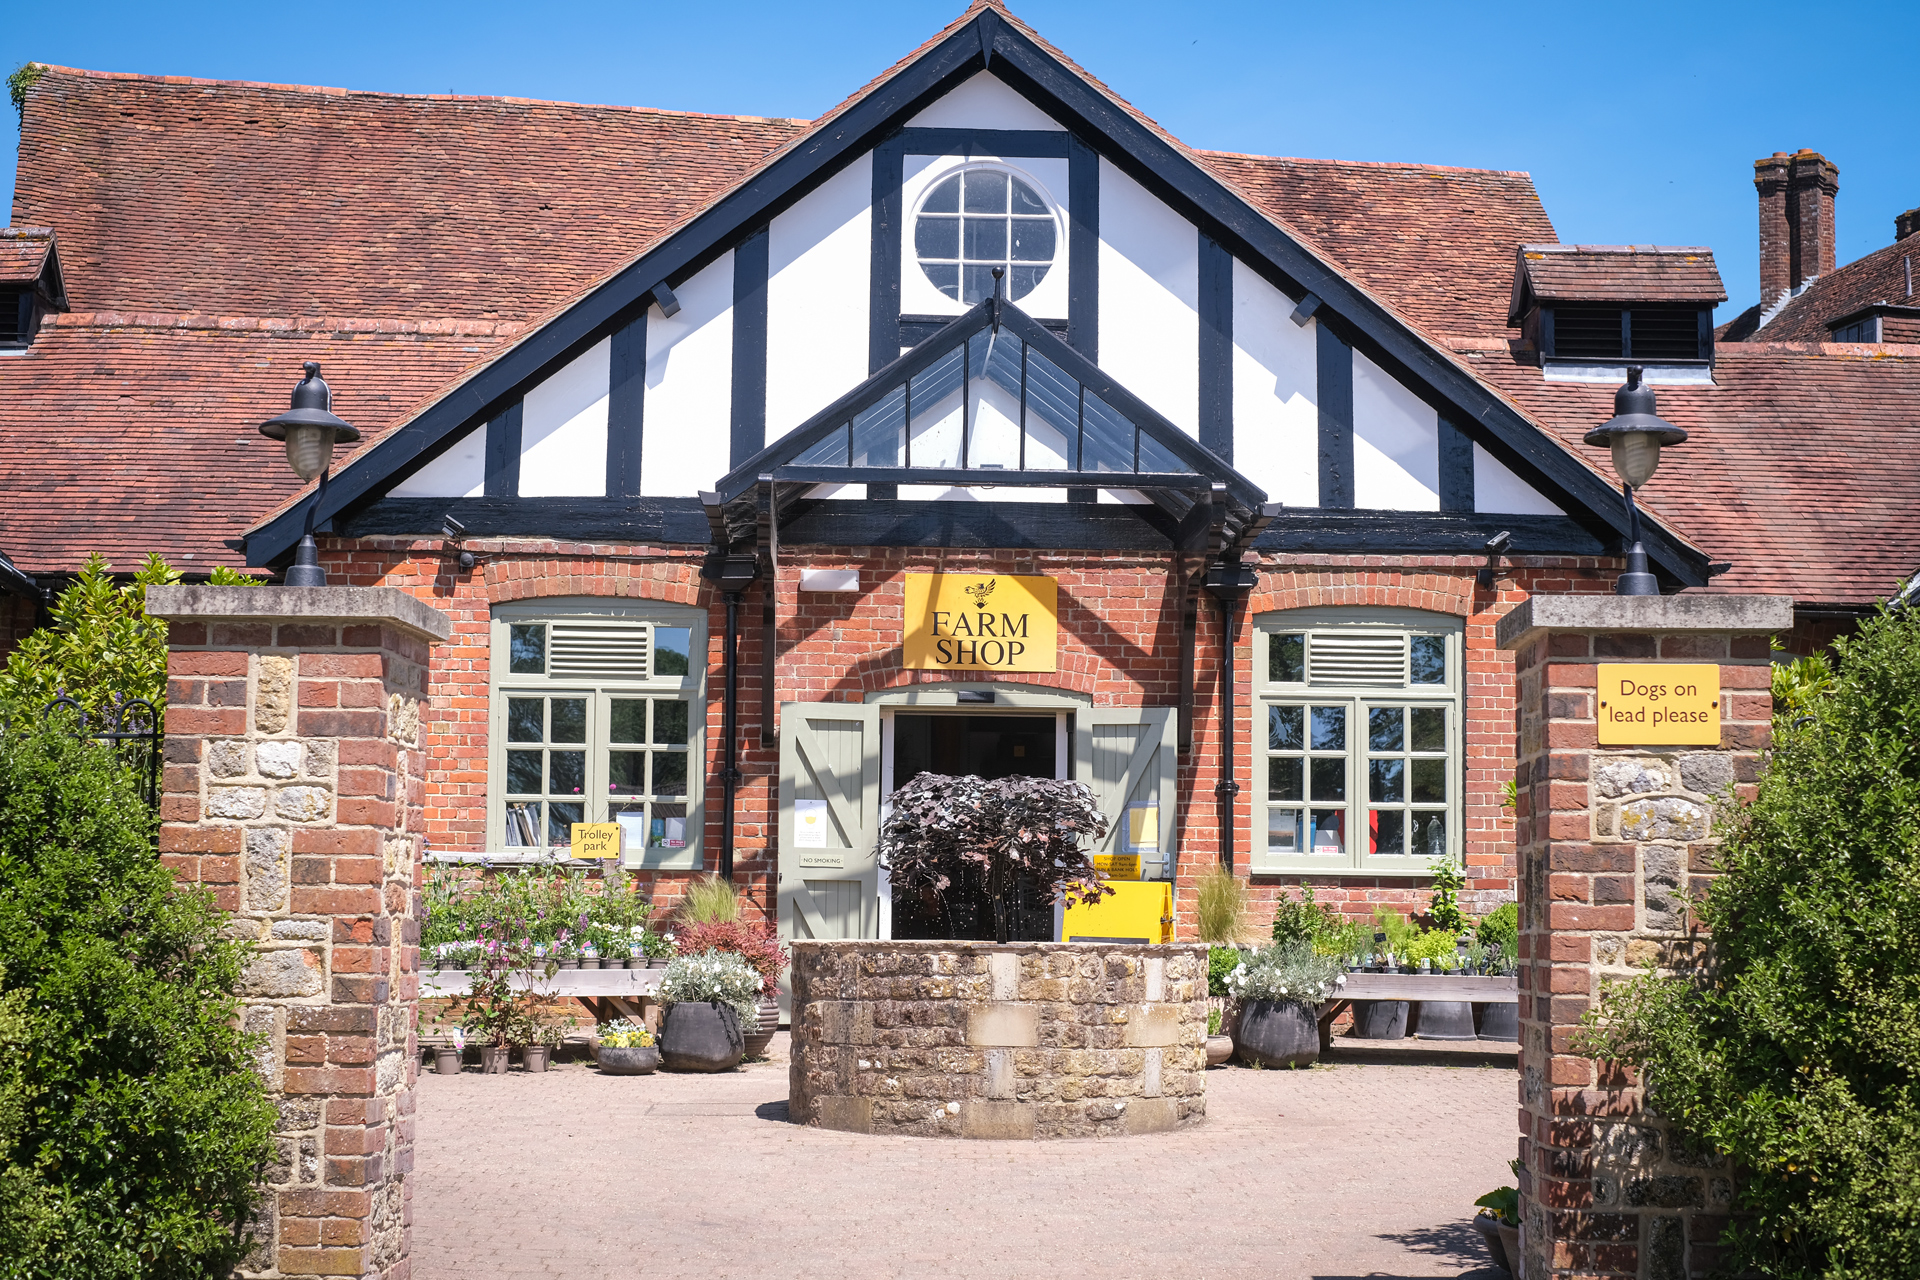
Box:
[703,294,1277,559]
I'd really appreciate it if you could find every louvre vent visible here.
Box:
[548,621,650,679]
[1552,305,1624,360]
[1627,307,1702,361]
[1308,633,1407,686]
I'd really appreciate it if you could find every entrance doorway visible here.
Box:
[887,712,1063,942]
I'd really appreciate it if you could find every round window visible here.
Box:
[913,168,1057,306]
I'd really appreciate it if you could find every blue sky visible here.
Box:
[4,1,1913,317]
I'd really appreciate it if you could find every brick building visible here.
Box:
[2,2,1917,945]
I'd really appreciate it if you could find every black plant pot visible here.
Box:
[1350,1000,1409,1039]
[659,1000,745,1072]
[1477,1002,1520,1042]
[1416,999,1478,1040]
[1234,999,1320,1068]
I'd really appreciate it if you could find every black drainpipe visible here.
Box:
[1204,558,1257,873]
[711,554,762,881]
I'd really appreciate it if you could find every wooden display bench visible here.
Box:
[1314,973,1517,1050]
[422,967,667,1033]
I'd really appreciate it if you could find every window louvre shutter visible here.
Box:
[1308,633,1407,686]
[548,621,650,680]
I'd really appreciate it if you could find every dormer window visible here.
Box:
[1510,244,1726,377]
[0,227,69,351]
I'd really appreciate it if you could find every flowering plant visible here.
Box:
[1223,939,1348,1006]
[672,919,788,993]
[598,1018,655,1049]
[659,949,764,1032]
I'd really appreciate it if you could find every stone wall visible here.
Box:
[1498,594,1789,1280]
[148,585,450,1280]
[788,940,1207,1139]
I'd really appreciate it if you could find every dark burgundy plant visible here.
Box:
[881,772,1113,942]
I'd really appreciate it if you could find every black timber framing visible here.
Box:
[1437,416,1475,513]
[1254,510,1604,557]
[1197,233,1233,461]
[244,6,1708,586]
[1316,324,1353,509]
[607,313,646,498]
[1066,133,1099,361]
[731,227,770,467]
[483,402,522,499]
[340,497,714,545]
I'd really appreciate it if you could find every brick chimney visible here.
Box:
[1898,207,1920,242]
[1755,149,1839,304]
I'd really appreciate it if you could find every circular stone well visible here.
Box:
[788,940,1207,1139]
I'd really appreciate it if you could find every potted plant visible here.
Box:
[656,949,761,1072]
[1223,938,1347,1067]
[672,913,790,1058]
[595,1018,660,1075]
[641,929,672,967]
[433,1025,465,1076]
[1474,902,1521,1041]
[1471,1164,1522,1275]
[441,915,555,1076]
[508,1009,571,1074]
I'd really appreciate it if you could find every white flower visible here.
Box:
[1336,974,1347,986]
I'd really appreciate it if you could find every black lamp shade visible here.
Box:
[260,361,360,444]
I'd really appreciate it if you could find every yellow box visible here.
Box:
[569,823,625,860]
[1062,880,1171,944]
[1596,663,1722,745]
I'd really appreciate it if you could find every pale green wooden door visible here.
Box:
[1073,707,1178,881]
[777,702,882,1017]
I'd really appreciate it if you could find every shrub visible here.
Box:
[1476,902,1519,967]
[1207,945,1242,999]
[1577,603,1920,1279]
[1194,865,1249,944]
[882,773,1111,941]
[1425,856,1467,932]
[1270,881,1336,945]
[659,949,764,1032]
[0,723,276,1276]
[672,919,788,995]
[1223,939,1347,1006]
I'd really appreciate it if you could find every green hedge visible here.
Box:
[0,724,275,1278]
[1580,603,1920,1278]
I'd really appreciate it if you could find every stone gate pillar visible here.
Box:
[1497,594,1791,1280]
[147,585,451,1280]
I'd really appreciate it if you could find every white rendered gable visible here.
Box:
[642,253,734,497]
[1098,157,1198,434]
[1353,349,1439,510]
[519,338,610,498]
[1231,259,1318,507]
[768,154,872,441]
[389,421,485,498]
[905,71,1064,131]
[1474,443,1566,515]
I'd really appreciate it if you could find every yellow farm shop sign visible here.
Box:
[903,574,1057,672]
[1596,664,1722,745]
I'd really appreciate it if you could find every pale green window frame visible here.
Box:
[1248,606,1464,876]
[486,599,706,869]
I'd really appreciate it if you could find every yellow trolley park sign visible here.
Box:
[903,573,1059,672]
[1595,663,1723,745]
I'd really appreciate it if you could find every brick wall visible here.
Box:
[151,586,444,1280]
[315,533,1620,940]
[1501,598,1784,1280]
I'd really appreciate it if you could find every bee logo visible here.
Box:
[964,579,996,609]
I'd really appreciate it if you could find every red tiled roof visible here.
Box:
[1200,153,1556,341]
[1507,244,1726,325]
[0,312,519,573]
[1738,231,1920,342]
[0,227,56,287]
[9,66,807,320]
[1475,343,1920,606]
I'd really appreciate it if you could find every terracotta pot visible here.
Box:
[597,1045,660,1075]
[1234,999,1320,1068]
[480,1045,511,1074]
[659,1001,744,1072]
[1496,1223,1520,1276]
[742,992,780,1058]
[1204,1034,1234,1067]
[1470,1215,1511,1275]
[432,1048,462,1075]
[521,1045,552,1074]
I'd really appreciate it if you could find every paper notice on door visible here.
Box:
[1125,803,1159,854]
[793,799,830,848]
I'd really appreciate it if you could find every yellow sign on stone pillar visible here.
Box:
[903,573,1058,672]
[1595,663,1722,745]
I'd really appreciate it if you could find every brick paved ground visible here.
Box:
[414,1034,1517,1279]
